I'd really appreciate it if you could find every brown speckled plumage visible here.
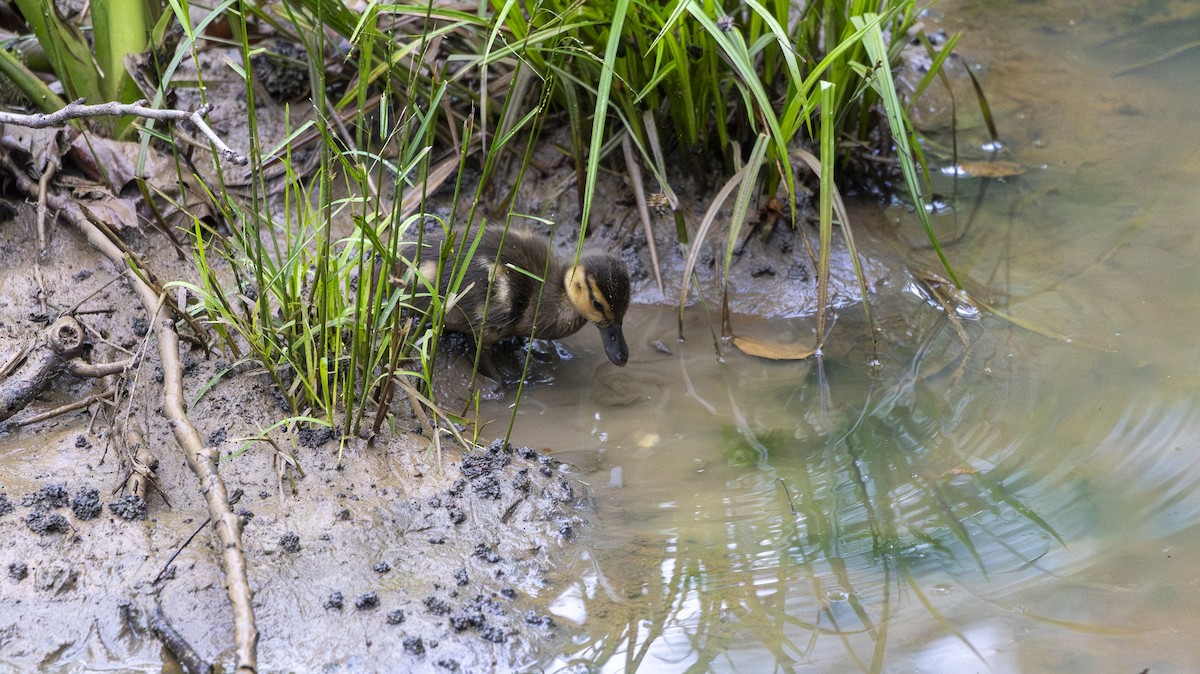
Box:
[398,226,630,376]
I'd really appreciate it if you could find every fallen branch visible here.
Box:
[0,151,259,673]
[0,313,133,426]
[80,214,260,674]
[149,605,214,674]
[0,99,249,165]
[8,385,116,429]
[0,316,86,422]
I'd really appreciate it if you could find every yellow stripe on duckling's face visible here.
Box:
[566,265,617,326]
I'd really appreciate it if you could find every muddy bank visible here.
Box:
[0,203,598,672]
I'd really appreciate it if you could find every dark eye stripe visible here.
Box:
[586,278,613,320]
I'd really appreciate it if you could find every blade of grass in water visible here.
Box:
[677,149,763,339]
[854,14,961,287]
[720,133,769,336]
[816,80,835,354]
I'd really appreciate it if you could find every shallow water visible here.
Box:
[481,1,1200,671]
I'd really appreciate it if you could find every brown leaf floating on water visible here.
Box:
[732,335,816,361]
[950,160,1025,179]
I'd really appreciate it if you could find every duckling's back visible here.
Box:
[402,227,584,346]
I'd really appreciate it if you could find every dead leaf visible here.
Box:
[948,160,1025,179]
[732,334,816,361]
[69,182,140,229]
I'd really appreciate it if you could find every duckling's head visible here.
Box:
[565,254,631,366]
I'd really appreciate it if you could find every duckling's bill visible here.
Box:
[598,323,628,366]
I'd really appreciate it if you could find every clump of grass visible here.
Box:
[2,0,971,436]
[302,0,964,359]
[158,2,576,442]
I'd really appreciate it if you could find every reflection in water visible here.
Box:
[487,301,1076,672]
[481,0,1200,670]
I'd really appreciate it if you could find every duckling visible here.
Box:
[399,226,630,379]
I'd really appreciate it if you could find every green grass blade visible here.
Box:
[576,0,631,254]
[723,133,769,293]
[92,0,152,105]
[0,48,68,112]
[816,81,835,351]
[853,14,960,286]
[13,0,104,103]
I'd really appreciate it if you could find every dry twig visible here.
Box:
[0,99,249,165]
[9,385,116,429]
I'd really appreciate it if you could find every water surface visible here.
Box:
[482,1,1200,671]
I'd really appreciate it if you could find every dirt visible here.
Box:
[0,190,600,672]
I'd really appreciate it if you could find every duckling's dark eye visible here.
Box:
[592,299,604,313]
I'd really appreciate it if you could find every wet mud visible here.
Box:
[0,197,597,671]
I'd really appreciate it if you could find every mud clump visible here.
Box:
[25,510,70,534]
[279,532,301,553]
[524,610,555,628]
[402,636,425,655]
[460,441,513,500]
[423,596,452,616]
[107,494,148,520]
[387,609,405,625]
[205,427,227,446]
[70,487,101,520]
[471,543,502,564]
[0,492,11,517]
[373,560,391,574]
[9,561,29,581]
[448,595,504,635]
[354,592,379,610]
[297,424,335,448]
[21,484,69,510]
[324,591,345,611]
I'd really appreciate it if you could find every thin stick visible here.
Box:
[0,99,248,165]
[36,159,56,257]
[155,516,212,585]
[621,132,663,292]
[9,386,117,428]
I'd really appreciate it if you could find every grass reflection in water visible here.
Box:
[554,319,1061,673]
